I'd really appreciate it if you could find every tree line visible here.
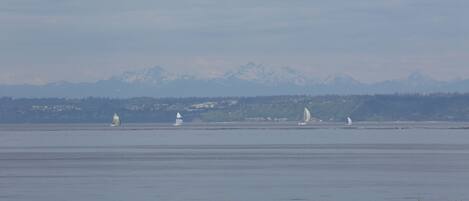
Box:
[0,93,468,123]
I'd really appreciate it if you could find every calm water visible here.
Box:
[1,124,469,201]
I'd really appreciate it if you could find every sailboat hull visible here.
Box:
[111,113,120,127]
[174,114,183,126]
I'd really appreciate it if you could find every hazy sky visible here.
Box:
[1,0,468,84]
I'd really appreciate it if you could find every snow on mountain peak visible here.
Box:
[224,63,313,85]
[113,64,365,87]
[406,71,434,82]
[115,66,177,84]
[323,73,360,85]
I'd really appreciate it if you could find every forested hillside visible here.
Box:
[1,94,468,123]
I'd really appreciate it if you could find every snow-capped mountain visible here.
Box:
[112,63,315,86]
[222,62,314,85]
[1,64,469,97]
[322,73,361,85]
[113,66,179,85]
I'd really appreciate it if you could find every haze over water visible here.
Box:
[1,123,469,201]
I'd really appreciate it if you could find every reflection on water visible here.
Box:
[1,124,469,201]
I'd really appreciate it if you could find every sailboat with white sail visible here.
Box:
[110,113,121,127]
[174,112,183,126]
[346,117,353,126]
[298,107,311,126]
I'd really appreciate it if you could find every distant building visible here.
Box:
[191,102,217,109]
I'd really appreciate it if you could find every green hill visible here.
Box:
[1,94,469,123]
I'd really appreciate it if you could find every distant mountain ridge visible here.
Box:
[1,63,469,97]
[112,63,315,86]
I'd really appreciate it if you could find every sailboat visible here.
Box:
[174,112,183,126]
[110,113,121,127]
[346,117,353,126]
[298,107,311,125]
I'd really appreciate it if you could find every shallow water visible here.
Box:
[1,124,469,201]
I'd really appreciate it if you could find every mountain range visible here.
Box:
[1,63,469,98]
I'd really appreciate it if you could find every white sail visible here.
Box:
[299,107,312,125]
[347,117,352,126]
[111,113,120,127]
[304,108,311,122]
[174,112,183,126]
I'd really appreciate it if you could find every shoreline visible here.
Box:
[1,121,468,131]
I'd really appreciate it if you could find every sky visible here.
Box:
[0,0,468,84]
